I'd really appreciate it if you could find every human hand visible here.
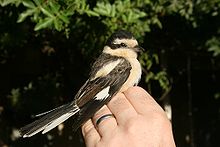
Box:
[81,86,176,147]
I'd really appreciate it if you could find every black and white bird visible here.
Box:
[20,30,143,137]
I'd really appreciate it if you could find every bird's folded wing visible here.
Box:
[74,56,131,107]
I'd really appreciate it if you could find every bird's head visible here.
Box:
[103,30,144,58]
[106,30,144,53]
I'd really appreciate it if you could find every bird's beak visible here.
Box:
[134,45,145,52]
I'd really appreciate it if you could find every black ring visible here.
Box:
[96,114,115,126]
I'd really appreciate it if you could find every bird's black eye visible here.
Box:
[120,43,127,47]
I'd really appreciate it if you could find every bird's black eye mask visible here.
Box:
[108,42,128,49]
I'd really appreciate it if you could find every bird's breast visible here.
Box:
[119,58,142,92]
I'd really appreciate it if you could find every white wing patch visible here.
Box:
[95,86,110,100]
[91,59,121,81]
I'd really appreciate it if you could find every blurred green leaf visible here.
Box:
[40,6,54,18]
[49,1,60,14]
[17,8,36,23]
[22,0,35,9]
[7,88,20,106]
[206,37,220,57]
[24,82,33,90]
[33,0,41,6]
[0,0,21,6]
[145,71,154,82]
[93,2,113,17]
[58,13,69,24]
[34,17,54,31]
[155,71,170,91]
[214,92,220,100]
[86,10,100,17]
[54,18,62,31]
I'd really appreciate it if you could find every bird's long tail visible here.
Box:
[20,103,80,138]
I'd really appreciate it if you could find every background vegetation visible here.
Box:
[0,0,219,146]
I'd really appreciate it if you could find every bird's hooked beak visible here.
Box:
[134,45,145,52]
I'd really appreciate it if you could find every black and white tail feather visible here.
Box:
[20,30,143,138]
[20,103,80,137]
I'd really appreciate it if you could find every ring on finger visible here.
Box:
[96,114,115,126]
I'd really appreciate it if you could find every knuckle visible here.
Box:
[123,116,141,134]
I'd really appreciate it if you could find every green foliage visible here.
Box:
[0,0,161,37]
[214,92,220,99]
[0,0,172,94]
[206,36,220,57]
[7,82,33,107]
[0,0,21,7]
[140,52,170,93]
[15,0,72,31]
[86,0,150,36]
[7,88,20,106]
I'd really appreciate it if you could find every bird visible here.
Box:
[20,30,143,138]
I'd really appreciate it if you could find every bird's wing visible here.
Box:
[72,55,131,130]
[74,53,131,107]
